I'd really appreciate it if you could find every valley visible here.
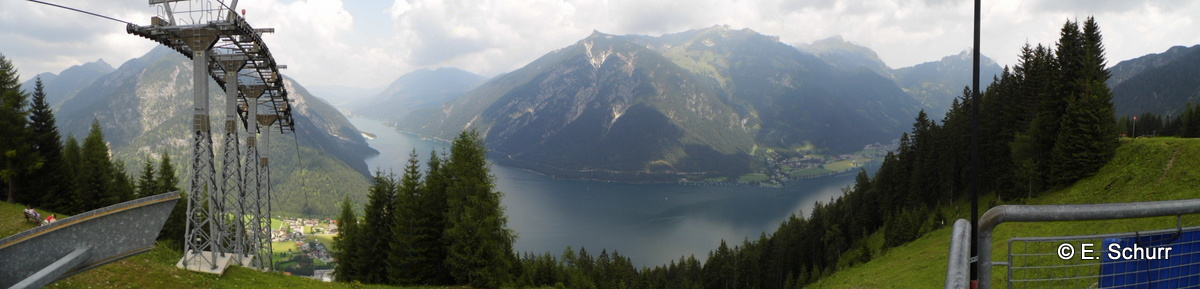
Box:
[7,4,1200,286]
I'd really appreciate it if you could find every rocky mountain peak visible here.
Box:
[79,58,114,72]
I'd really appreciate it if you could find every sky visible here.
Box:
[2,0,1199,89]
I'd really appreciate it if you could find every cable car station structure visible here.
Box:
[127,0,294,273]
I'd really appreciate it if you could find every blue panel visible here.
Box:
[1100,230,1200,288]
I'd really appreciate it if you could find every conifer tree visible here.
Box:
[137,158,158,198]
[59,136,83,214]
[0,53,35,204]
[413,150,452,284]
[334,196,361,282]
[1010,44,1057,194]
[157,153,186,243]
[388,150,422,285]
[80,120,114,209]
[158,153,180,194]
[111,160,136,203]
[27,77,66,207]
[443,129,515,288]
[360,171,398,283]
[154,154,184,242]
[1027,20,1082,186]
[1049,17,1118,185]
[0,54,19,93]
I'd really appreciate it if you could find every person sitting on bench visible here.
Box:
[24,206,42,223]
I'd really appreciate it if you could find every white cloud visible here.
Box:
[237,0,375,86]
[1,1,155,81]
[5,0,1200,89]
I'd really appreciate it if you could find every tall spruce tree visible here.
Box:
[157,153,186,243]
[137,158,158,198]
[0,53,35,204]
[1010,44,1057,194]
[1049,17,1118,185]
[27,77,66,208]
[157,153,180,194]
[360,171,398,283]
[59,136,83,214]
[413,150,452,284]
[110,160,135,203]
[443,129,515,288]
[388,150,423,285]
[939,89,972,201]
[1026,20,1082,187]
[334,196,361,282]
[80,119,115,210]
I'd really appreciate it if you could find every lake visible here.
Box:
[349,116,872,267]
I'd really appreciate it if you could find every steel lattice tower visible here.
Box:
[256,109,278,269]
[217,54,247,265]
[128,0,293,273]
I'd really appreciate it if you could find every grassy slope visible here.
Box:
[1,201,53,237]
[813,137,1200,288]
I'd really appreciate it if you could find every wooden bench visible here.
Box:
[24,210,43,225]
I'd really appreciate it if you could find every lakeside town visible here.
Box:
[689,140,900,188]
[272,217,338,281]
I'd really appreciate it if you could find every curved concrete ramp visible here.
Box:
[0,192,180,289]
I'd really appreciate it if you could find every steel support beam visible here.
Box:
[181,29,220,271]
[216,55,248,264]
[241,84,267,270]
[258,111,276,271]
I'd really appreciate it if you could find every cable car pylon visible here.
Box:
[127,0,294,274]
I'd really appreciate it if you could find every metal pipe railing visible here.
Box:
[976,199,1200,289]
[946,219,972,289]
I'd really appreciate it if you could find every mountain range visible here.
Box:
[797,36,1004,120]
[32,46,375,217]
[28,24,1197,198]
[20,59,114,108]
[349,67,485,121]
[306,84,385,110]
[1109,45,1200,117]
[390,26,945,181]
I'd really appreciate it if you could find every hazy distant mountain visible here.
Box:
[1108,45,1200,89]
[47,45,374,216]
[798,36,1002,120]
[798,37,999,118]
[352,67,485,121]
[307,84,385,108]
[796,36,893,79]
[20,72,56,93]
[893,51,1002,119]
[1110,45,1200,116]
[20,59,114,108]
[399,26,920,181]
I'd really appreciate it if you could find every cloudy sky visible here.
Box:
[2,0,1199,89]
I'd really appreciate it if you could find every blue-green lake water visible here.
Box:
[350,116,871,267]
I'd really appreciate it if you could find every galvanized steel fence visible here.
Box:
[1006,227,1200,288]
[945,199,1200,289]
